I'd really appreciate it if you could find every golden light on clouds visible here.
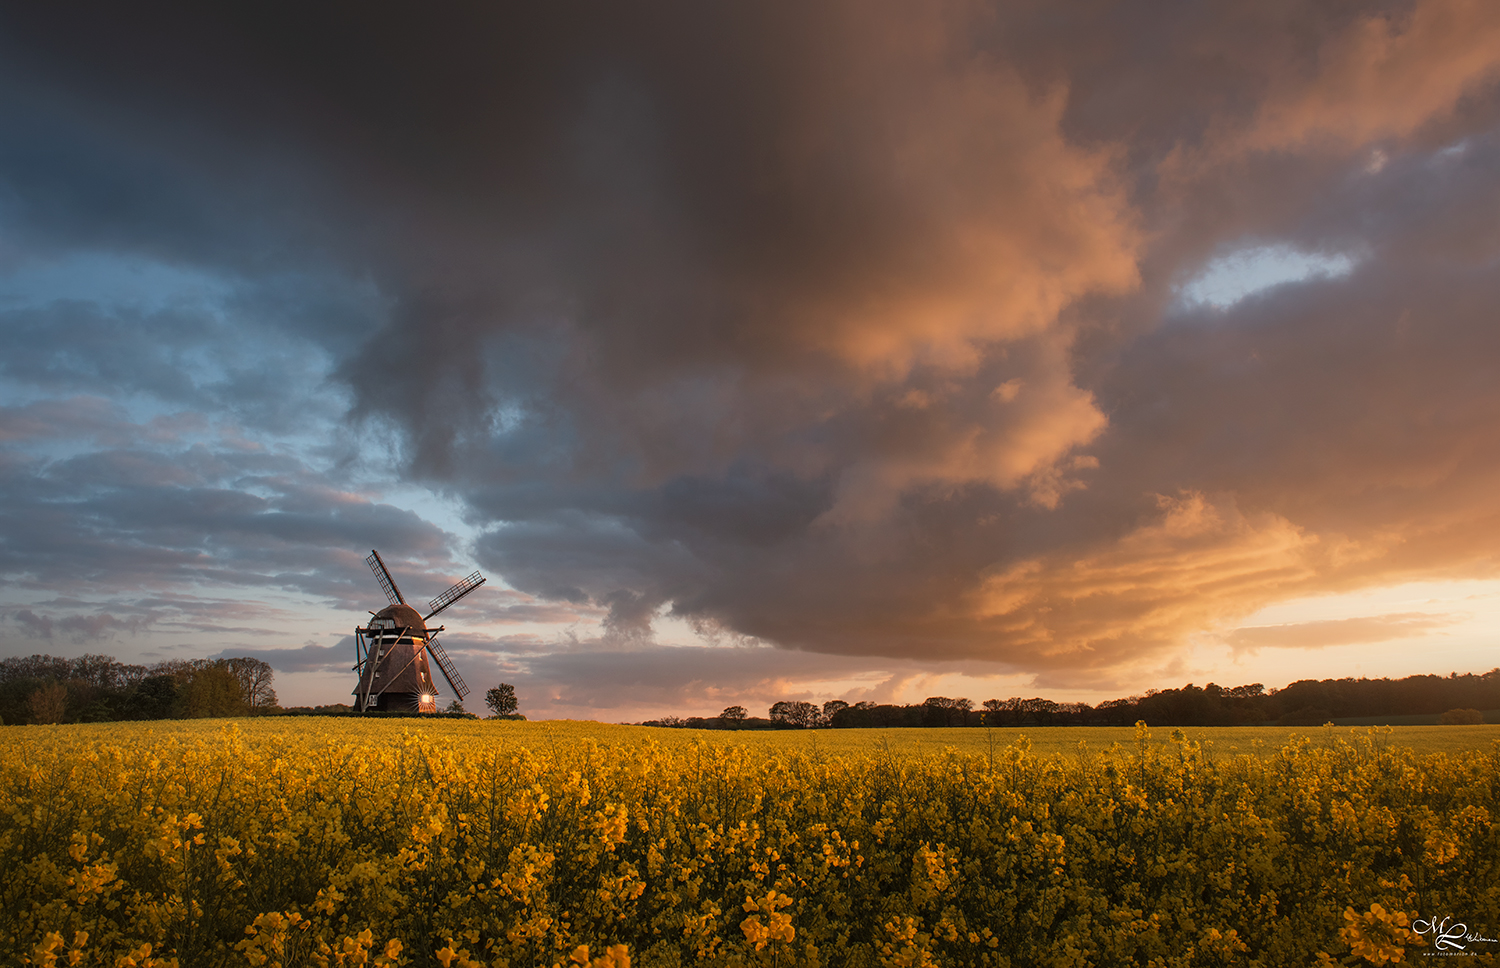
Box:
[1245,0,1500,151]
[2,0,1500,716]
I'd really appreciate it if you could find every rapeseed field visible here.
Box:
[3,719,1496,967]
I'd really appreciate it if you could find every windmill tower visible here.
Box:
[353,549,486,713]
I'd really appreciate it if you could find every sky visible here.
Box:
[2,1,1499,721]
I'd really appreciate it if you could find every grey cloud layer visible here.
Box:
[2,1,1499,681]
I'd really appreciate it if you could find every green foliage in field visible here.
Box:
[1,720,1495,967]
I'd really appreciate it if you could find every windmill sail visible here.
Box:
[425,636,470,700]
[426,571,486,620]
[366,549,405,605]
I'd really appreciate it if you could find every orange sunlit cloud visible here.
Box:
[1,0,1499,717]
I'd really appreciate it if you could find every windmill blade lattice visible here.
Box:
[426,571,486,620]
[425,636,470,700]
[366,550,405,605]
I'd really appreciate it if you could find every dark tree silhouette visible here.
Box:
[225,657,278,712]
[769,700,820,727]
[485,683,519,717]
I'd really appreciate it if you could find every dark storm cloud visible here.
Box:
[0,592,313,656]
[0,396,146,446]
[2,0,1500,681]
[12,607,152,642]
[0,278,380,435]
[0,302,207,403]
[0,427,452,604]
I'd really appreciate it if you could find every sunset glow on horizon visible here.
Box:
[1,1,1499,720]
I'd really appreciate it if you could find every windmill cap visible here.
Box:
[370,603,427,632]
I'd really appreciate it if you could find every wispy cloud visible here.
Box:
[1223,612,1462,651]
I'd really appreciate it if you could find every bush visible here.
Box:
[1438,707,1485,725]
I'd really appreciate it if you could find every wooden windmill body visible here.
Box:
[353,550,485,713]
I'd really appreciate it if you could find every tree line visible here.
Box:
[0,655,539,725]
[0,652,277,725]
[640,669,1500,729]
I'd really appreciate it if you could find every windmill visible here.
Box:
[353,549,486,713]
